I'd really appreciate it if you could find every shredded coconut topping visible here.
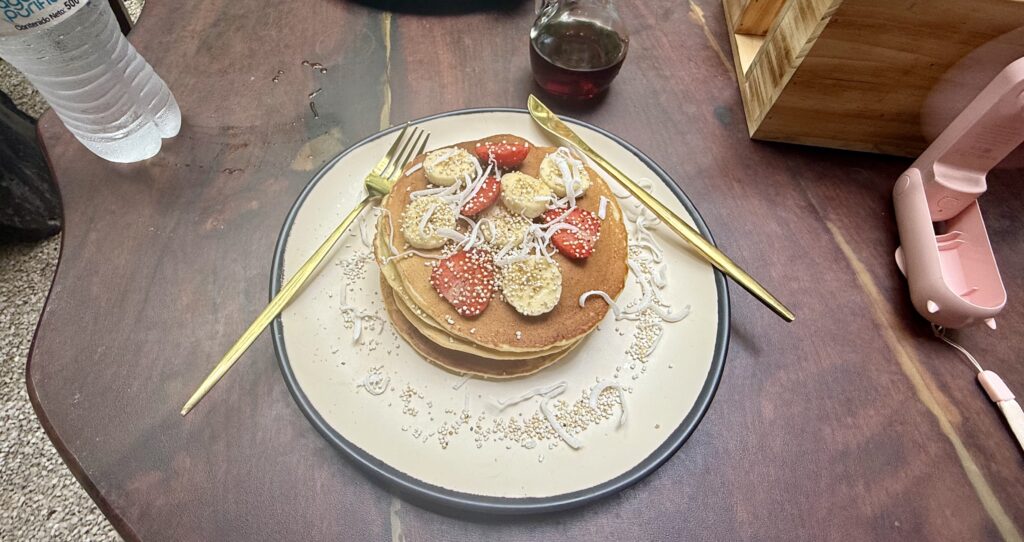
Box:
[589,381,627,427]
[371,148,701,455]
[404,162,423,176]
[495,382,581,449]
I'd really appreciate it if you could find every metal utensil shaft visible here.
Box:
[180,196,372,416]
[527,94,794,322]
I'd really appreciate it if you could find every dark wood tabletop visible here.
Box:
[28,0,1024,540]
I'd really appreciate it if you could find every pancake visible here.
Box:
[389,276,581,363]
[378,137,629,353]
[374,212,592,360]
[380,275,576,379]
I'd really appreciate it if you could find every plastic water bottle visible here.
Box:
[0,0,180,163]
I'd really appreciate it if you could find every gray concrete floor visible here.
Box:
[1,1,145,539]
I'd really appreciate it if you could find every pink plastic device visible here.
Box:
[893,57,1024,330]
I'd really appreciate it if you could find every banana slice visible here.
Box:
[499,172,552,219]
[423,147,479,187]
[400,195,457,249]
[500,255,562,316]
[480,204,532,249]
[539,149,592,198]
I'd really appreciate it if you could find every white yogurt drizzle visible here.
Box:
[457,161,496,207]
[651,264,668,289]
[542,222,579,244]
[379,208,401,256]
[626,259,655,311]
[643,325,664,356]
[494,381,581,449]
[374,171,701,451]
[494,381,567,410]
[589,380,627,427]
[434,227,468,244]
[359,209,376,248]
[403,162,423,176]
[579,285,688,324]
[653,303,691,323]
[424,148,458,170]
[460,215,488,250]
[484,219,498,241]
[578,290,622,319]
[379,208,443,263]
[401,165,581,269]
[540,385,582,449]
[353,316,363,341]
[339,303,382,343]
[359,370,390,395]
[452,374,472,391]
[411,159,493,212]
[339,287,372,343]
[609,183,631,200]
[548,147,586,208]
[613,177,663,220]
[404,159,500,256]
[410,181,461,200]
[578,217,692,325]
[493,221,565,267]
[384,249,444,264]
[417,202,439,235]
[633,216,664,262]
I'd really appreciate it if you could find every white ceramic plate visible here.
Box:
[271,108,729,514]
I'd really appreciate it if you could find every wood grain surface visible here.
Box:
[724,0,1024,157]
[732,0,785,35]
[28,0,1024,540]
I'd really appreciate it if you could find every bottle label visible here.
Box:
[0,0,87,36]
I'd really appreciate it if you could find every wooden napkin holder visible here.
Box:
[723,0,1024,157]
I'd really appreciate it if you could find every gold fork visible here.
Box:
[181,124,430,416]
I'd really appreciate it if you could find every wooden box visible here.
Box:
[724,0,1024,156]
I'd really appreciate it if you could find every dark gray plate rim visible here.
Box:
[270,107,730,515]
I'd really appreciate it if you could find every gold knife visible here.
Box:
[528,95,794,322]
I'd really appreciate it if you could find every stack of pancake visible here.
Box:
[373,135,629,378]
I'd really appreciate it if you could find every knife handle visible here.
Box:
[587,150,795,322]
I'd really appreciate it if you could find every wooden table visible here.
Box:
[28,1,1024,540]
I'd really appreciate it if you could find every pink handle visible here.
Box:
[893,57,1024,328]
[893,170,1005,328]
[914,57,1024,220]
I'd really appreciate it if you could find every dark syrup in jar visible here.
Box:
[530,19,628,99]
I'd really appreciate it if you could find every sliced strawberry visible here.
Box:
[472,135,531,169]
[542,207,571,224]
[430,249,495,317]
[544,207,601,260]
[461,176,501,216]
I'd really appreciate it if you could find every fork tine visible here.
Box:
[371,123,410,176]
[380,127,418,179]
[397,130,428,179]
[416,133,430,158]
[390,132,430,183]
[382,127,425,180]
